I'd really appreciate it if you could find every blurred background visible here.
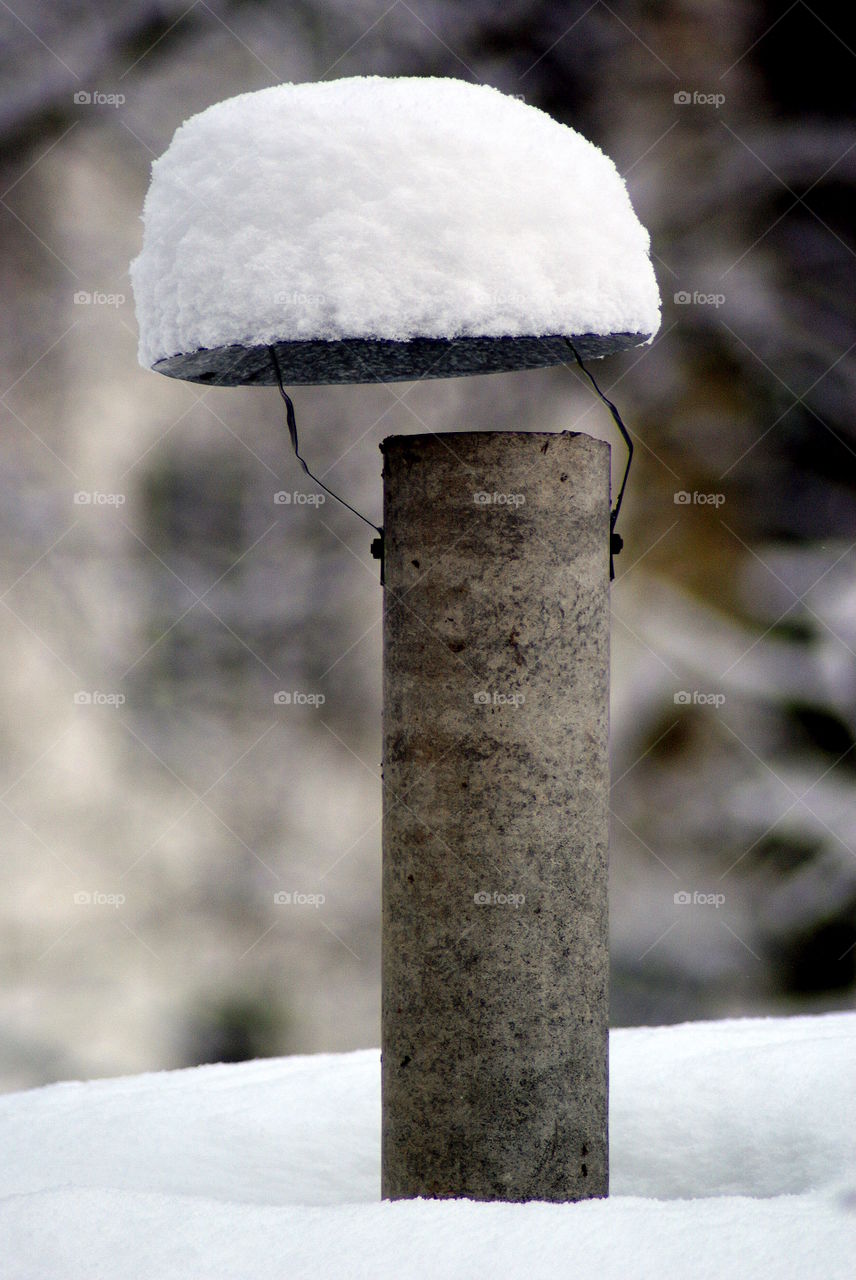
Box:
[1,0,854,1091]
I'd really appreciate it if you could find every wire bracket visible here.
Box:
[564,339,634,582]
[269,346,384,584]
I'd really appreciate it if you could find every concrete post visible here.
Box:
[381,430,611,1203]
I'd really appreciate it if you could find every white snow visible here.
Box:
[131,77,661,368]
[2,1012,854,1278]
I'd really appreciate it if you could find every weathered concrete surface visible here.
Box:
[381,431,611,1203]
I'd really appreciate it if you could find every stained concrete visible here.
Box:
[381,431,611,1202]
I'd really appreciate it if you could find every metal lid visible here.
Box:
[152,331,650,387]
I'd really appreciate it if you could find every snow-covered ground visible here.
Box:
[1,1012,853,1278]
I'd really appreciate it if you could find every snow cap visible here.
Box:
[131,77,661,379]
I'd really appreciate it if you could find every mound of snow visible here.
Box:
[131,77,661,368]
[2,1012,854,1278]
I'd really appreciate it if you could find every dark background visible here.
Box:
[0,0,854,1090]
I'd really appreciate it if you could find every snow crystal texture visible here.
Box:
[1,1013,854,1278]
[131,77,661,368]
